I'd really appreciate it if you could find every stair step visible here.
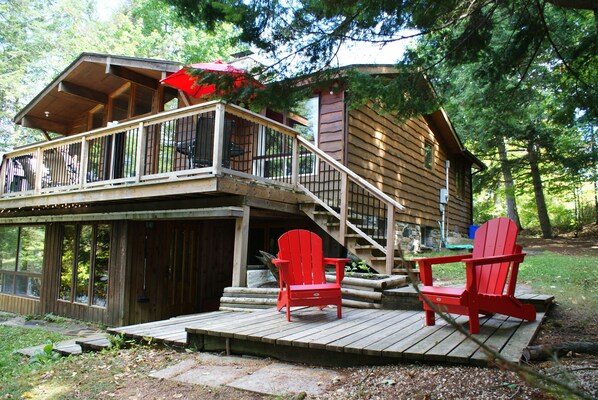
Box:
[76,335,112,352]
[223,287,279,298]
[220,296,278,306]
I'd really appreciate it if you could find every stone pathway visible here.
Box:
[150,352,344,397]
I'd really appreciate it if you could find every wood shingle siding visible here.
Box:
[347,103,472,233]
[318,92,346,163]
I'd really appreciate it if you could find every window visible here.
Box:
[0,226,45,298]
[254,96,319,178]
[59,224,111,307]
[133,85,154,116]
[423,142,433,170]
[111,87,130,121]
[89,105,105,130]
[455,164,467,199]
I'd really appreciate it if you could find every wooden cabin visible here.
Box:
[0,53,482,326]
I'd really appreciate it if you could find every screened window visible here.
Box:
[0,226,45,298]
[423,142,433,170]
[59,224,111,307]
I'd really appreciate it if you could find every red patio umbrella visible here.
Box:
[160,60,260,99]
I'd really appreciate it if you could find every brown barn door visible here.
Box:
[165,225,202,317]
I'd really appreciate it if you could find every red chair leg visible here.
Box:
[286,305,291,322]
[468,311,480,334]
[337,304,342,319]
[425,309,435,326]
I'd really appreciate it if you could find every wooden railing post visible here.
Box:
[339,173,348,244]
[213,103,225,175]
[0,157,6,195]
[385,205,396,275]
[79,137,88,189]
[34,147,43,193]
[135,122,145,183]
[291,135,299,187]
[232,205,250,287]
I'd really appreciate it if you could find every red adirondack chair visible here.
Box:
[417,217,536,334]
[272,230,349,321]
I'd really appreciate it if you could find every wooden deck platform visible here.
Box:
[109,307,546,367]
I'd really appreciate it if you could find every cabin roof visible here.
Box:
[14,53,181,135]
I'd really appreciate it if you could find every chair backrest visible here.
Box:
[472,217,519,295]
[194,116,235,167]
[277,230,326,285]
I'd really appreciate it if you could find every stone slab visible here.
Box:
[227,362,343,396]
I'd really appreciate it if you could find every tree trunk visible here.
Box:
[497,136,522,229]
[527,140,553,238]
[522,342,598,361]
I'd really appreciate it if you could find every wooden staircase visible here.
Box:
[293,136,417,278]
[300,203,417,276]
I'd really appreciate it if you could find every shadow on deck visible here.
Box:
[109,307,546,367]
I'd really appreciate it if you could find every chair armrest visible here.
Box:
[416,254,473,286]
[272,258,290,285]
[324,257,350,283]
[465,253,525,266]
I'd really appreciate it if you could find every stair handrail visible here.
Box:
[294,135,405,274]
[296,135,405,212]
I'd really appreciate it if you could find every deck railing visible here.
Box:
[1,101,404,272]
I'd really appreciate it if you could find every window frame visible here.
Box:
[59,223,111,308]
[423,141,434,170]
[0,225,45,299]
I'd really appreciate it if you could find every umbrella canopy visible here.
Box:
[160,60,260,99]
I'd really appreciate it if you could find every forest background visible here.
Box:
[1,0,596,238]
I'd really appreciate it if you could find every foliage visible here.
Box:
[0,325,69,397]
[0,0,243,152]
[29,340,61,367]
[428,252,598,309]
[345,258,374,274]
[107,333,135,350]
[163,0,598,233]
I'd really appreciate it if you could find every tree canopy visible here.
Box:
[0,0,241,150]
[164,0,597,234]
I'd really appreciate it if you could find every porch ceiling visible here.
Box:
[14,53,181,135]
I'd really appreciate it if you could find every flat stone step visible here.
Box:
[17,333,109,357]
[77,334,111,352]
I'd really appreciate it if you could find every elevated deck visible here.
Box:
[109,307,546,367]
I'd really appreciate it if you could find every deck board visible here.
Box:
[111,307,545,366]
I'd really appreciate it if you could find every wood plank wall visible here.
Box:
[347,104,472,234]
[125,220,235,325]
[0,294,40,316]
[318,91,346,163]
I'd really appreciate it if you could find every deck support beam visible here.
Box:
[232,205,250,287]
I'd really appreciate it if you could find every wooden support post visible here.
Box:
[135,122,145,183]
[385,205,396,275]
[291,135,299,187]
[110,133,117,181]
[0,156,6,195]
[34,147,43,193]
[213,103,225,175]
[232,205,250,287]
[339,173,348,244]
[79,137,88,189]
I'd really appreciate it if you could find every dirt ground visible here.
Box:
[15,235,598,399]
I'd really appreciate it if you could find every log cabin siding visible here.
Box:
[347,104,472,234]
